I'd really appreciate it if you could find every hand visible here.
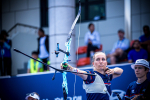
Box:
[131,95,140,100]
[60,63,64,69]
[105,68,115,75]
[60,63,71,70]
[88,39,92,44]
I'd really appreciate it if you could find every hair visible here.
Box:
[118,29,124,34]
[38,28,45,34]
[88,23,94,28]
[92,52,106,62]
[144,67,149,71]
[1,30,8,36]
[143,25,149,31]
[32,51,39,55]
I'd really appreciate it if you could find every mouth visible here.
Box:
[135,73,140,75]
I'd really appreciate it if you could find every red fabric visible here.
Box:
[77,57,91,67]
[76,44,103,55]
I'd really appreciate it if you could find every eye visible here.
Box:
[138,67,143,69]
[102,58,105,61]
[96,58,100,61]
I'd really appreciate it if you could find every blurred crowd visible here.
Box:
[0,24,150,76]
[85,23,150,65]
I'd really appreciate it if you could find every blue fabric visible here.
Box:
[139,35,150,42]
[125,79,150,100]
[84,71,113,100]
[0,40,11,57]
[128,49,148,62]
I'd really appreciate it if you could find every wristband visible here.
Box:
[73,68,78,72]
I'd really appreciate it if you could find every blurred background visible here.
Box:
[0,0,150,100]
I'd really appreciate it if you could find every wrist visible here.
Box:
[67,65,72,70]
[113,69,116,74]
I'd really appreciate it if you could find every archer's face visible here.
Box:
[93,53,107,71]
[134,65,148,78]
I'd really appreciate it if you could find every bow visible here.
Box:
[55,1,81,99]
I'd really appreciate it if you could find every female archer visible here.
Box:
[60,52,123,100]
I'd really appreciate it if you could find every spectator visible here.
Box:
[25,92,40,100]
[37,28,50,71]
[139,25,150,61]
[107,29,130,64]
[125,59,150,100]
[128,40,148,63]
[27,51,43,73]
[60,52,123,100]
[0,30,12,76]
[84,23,100,57]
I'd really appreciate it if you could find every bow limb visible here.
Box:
[62,1,81,100]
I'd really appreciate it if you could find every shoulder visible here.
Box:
[141,48,147,52]
[85,31,90,35]
[129,49,135,53]
[28,60,31,64]
[94,31,99,34]
[124,38,129,42]
[37,37,40,40]
[128,81,136,88]
[139,35,145,40]
[140,35,144,38]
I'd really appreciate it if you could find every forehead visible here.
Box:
[95,53,106,58]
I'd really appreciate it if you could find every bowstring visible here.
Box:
[74,10,81,97]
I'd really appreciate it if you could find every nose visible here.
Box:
[135,68,139,72]
[99,59,103,63]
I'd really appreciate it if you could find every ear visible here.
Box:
[146,69,149,73]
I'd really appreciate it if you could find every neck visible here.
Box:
[94,69,105,75]
[90,30,94,34]
[135,48,140,52]
[41,35,46,37]
[119,37,124,40]
[137,76,147,84]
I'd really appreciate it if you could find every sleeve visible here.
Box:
[84,71,95,84]
[84,32,89,45]
[125,85,131,100]
[27,60,30,69]
[38,60,43,68]
[128,51,132,60]
[109,74,113,81]
[120,39,130,51]
[92,31,100,46]
[143,50,148,59]
[139,36,142,42]
[3,40,11,49]
[110,42,117,54]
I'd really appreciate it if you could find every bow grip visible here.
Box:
[62,62,68,70]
